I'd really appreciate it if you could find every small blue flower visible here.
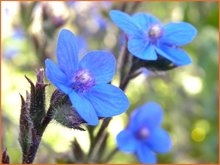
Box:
[45,29,129,125]
[110,10,197,66]
[117,102,172,164]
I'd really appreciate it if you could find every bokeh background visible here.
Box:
[1,1,218,164]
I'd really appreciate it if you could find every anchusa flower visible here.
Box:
[117,102,172,164]
[45,29,129,126]
[110,10,197,66]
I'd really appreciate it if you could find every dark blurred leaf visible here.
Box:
[20,2,38,30]
[72,138,85,162]
[96,132,109,163]
[2,149,10,164]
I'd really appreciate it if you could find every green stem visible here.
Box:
[88,118,111,157]
[87,132,108,163]
[101,147,118,163]
[86,41,139,163]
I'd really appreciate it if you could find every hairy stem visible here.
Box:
[39,105,55,134]
[22,105,55,164]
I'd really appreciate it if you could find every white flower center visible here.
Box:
[138,127,149,139]
[148,24,163,39]
[71,69,95,93]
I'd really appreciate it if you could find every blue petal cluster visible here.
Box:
[110,10,197,66]
[45,29,129,125]
[117,102,172,164]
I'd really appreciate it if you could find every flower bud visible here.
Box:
[132,55,177,72]
[25,69,47,129]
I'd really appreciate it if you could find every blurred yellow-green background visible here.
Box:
[1,1,218,164]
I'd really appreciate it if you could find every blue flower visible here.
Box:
[45,29,129,125]
[110,10,197,66]
[117,102,172,164]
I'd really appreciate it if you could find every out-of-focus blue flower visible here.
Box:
[2,48,20,59]
[45,29,129,125]
[12,27,25,40]
[110,10,197,66]
[68,2,109,34]
[3,27,26,60]
[94,13,107,30]
[65,1,76,7]
[117,102,172,164]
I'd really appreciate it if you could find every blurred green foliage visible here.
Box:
[2,1,218,164]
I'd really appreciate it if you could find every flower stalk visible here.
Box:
[86,39,141,163]
[19,69,56,164]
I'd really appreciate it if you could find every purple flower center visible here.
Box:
[137,127,149,140]
[148,24,163,41]
[71,69,95,93]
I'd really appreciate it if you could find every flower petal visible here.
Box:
[85,84,129,117]
[109,10,143,38]
[128,39,157,60]
[56,29,78,77]
[69,91,98,126]
[160,22,197,46]
[137,144,157,164]
[147,128,172,154]
[45,59,72,94]
[129,102,163,132]
[140,45,158,60]
[117,129,138,153]
[156,45,192,66]
[132,13,160,31]
[127,38,148,56]
[79,51,116,84]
